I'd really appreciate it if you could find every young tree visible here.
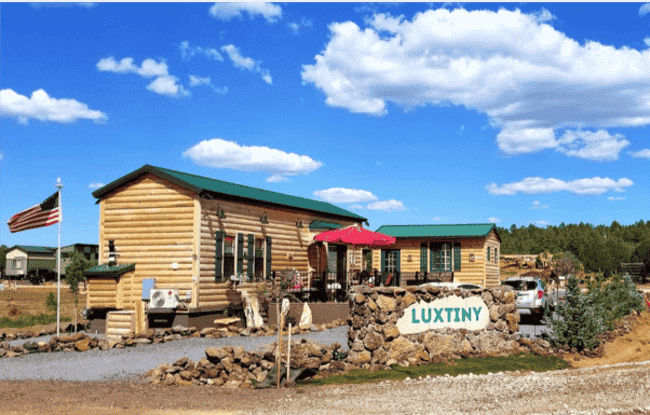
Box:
[0,245,7,277]
[65,251,97,332]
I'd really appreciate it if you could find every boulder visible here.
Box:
[239,290,264,329]
[376,295,396,312]
[298,303,313,330]
[388,336,417,361]
[505,313,519,333]
[205,347,231,363]
[74,338,92,352]
[400,292,417,308]
[348,350,371,365]
[382,324,400,341]
[22,342,40,352]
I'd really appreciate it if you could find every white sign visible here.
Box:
[396,295,489,334]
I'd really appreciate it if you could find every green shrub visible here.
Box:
[542,275,605,350]
[587,274,644,331]
[45,292,57,313]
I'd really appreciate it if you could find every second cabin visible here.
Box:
[370,224,501,288]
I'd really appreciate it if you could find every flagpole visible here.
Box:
[56,178,63,337]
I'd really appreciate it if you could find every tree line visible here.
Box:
[497,220,650,276]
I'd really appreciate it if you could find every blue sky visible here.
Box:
[2,2,650,248]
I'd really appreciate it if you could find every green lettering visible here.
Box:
[421,308,432,323]
[445,308,454,322]
[453,308,461,322]
[473,307,482,320]
[412,308,420,324]
[462,308,472,322]
[433,308,444,323]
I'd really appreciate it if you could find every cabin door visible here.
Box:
[327,245,347,283]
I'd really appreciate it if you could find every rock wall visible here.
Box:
[347,286,524,370]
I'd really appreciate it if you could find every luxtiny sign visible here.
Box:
[396,295,490,334]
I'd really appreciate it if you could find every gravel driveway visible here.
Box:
[0,326,349,382]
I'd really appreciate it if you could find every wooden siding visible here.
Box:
[484,229,501,287]
[97,174,198,307]
[87,278,117,309]
[198,198,358,308]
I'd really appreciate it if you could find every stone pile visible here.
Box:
[0,323,87,342]
[346,286,555,370]
[144,339,347,387]
[0,319,347,359]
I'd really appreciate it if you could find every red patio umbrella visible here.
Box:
[313,225,396,284]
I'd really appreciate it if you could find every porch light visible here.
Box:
[296,219,303,228]
[217,207,226,219]
[260,213,269,224]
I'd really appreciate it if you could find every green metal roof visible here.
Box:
[9,245,56,254]
[309,220,344,230]
[375,224,500,240]
[92,165,367,222]
[84,263,136,279]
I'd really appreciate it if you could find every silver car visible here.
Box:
[502,276,548,321]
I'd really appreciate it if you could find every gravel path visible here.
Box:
[261,360,650,415]
[0,326,348,382]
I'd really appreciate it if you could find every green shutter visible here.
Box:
[430,242,440,271]
[495,248,498,264]
[247,234,254,278]
[215,231,224,281]
[420,243,427,272]
[380,249,386,274]
[265,236,272,278]
[237,233,244,274]
[394,250,400,286]
[487,246,490,262]
[454,242,461,271]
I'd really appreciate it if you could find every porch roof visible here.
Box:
[375,223,500,241]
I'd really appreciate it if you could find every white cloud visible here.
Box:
[529,200,550,210]
[349,205,365,210]
[314,188,378,204]
[457,125,464,134]
[146,75,189,97]
[188,75,228,94]
[535,220,549,226]
[640,3,650,17]
[288,17,313,34]
[88,182,105,189]
[367,199,405,212]
[432,217,441,221]
[645,37,650,48]
[221,45,272,85]
[488,217,501,223]
[209,2,282,23]
[630,149,650,159]
[266,175,290,183]
[30,2,96,9]
[183,138,322,182]
[301,8,650,158]
[608,196,626,201]
[0,89,107,124]
[97,57,168,77]
[556,130,629,161]
[532,7,555,23]
[487,177,634,196]
[97,57,188,97]
[179,41,223,62]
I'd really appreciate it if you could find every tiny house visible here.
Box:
[371,224,501,287]
[85,164,367,333]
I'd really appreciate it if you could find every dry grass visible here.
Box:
[0,285,86,333]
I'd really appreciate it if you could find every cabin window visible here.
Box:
[430,242,452,272]
[12,259,23,269]
[254,238,264,279]
[383,250,399,274]
[224,236,235,278]
[494,248,498,264]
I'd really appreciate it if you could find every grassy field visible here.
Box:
[0,285,85,331]
[299,353,570,386]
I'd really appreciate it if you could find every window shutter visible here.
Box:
[395,250,401,273]
[430,242,440,271]
[454,242,461,271]
[495,248,498,264]
[237,233,244,274]
[265,236,272,278]
[215,231,223,281]
[420,243,427,272]
[380,249,386,274]
[487,246,490,262]
[247,234,254,278]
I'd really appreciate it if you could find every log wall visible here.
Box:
[87,278,117,309]
[198,199,359,308]
[484,230,501,287]
[96,174,199,309]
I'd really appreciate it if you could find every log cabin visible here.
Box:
[370,224,501,288]
[84,164,367,334]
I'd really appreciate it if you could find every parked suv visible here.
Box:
[501,276,548,322]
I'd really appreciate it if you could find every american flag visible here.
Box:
[7,192,61,233]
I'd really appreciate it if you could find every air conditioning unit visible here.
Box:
[149,289,179,309]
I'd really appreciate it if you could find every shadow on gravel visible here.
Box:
[299,353,570,387]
